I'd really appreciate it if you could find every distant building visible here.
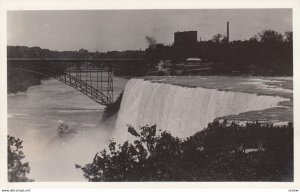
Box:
[174,31,197,47]
[185,58,203,65]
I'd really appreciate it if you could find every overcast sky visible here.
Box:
[7,9,292,52]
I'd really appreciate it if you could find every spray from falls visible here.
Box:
[115,79,288,139]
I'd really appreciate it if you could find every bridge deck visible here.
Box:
[8,58,143,62]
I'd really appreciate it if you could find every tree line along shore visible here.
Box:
[7,29,293,87]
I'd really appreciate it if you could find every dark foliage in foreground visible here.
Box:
[8,135,33,182]
[76,122,293,181]
[102,92,124,121]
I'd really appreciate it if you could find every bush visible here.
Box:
[76,122,293,181]
[8,135,33,182]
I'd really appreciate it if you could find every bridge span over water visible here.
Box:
[8,58,144,106]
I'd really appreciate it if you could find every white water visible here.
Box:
[8,76,289,181]
[115,79,288,139]
[8,77,128,181]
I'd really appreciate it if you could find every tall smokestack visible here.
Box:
[227,21,229,43]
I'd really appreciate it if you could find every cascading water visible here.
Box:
[115,78,288,139]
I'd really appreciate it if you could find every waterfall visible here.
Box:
[114,78,288,139]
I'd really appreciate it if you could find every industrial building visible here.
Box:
[174,31,197,47]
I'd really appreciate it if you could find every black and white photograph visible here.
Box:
[0,0,299,190]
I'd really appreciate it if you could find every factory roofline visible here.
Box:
[175,31,197,33]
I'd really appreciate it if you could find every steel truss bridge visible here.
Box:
[7,58,143,106]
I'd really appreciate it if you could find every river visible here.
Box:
[7,75,292,182]
[8,77,127,181]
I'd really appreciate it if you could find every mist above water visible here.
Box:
[8,78,127,181]
[15,125,112,181]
